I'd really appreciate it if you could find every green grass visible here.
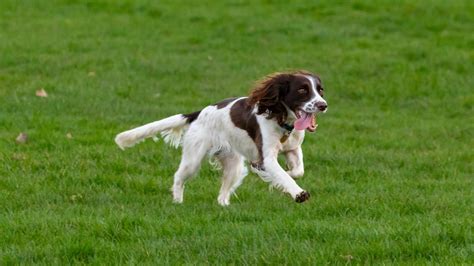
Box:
[1,0,473,264]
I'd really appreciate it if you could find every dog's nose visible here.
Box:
[316,102,327,111]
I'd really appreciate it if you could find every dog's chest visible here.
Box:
[280,130,305,152]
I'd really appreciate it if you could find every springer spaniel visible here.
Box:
[115,71,327,206]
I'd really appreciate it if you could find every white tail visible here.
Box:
[115,114,188,150]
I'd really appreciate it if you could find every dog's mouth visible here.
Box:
[294,110,317,132]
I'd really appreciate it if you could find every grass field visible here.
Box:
[1,0,473,264]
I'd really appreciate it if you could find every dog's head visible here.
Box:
[248,71,327,132]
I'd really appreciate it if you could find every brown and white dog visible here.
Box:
[115,71,327,206]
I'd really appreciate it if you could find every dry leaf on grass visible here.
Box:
[340,255,354,261]
[12,153,27,160]
[66,132,73,139]
[36,88,48,97]
[16,132,28,144]
[70,194,83,202]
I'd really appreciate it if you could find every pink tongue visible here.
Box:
[294,112,312,130]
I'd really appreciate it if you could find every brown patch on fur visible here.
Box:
[214,97,238,109]
[250,161,265,171]
[230,98,263,162]
[247,71,320,125]
[248,73,290,124]
[295,191,310,203]
[182,111,201,123]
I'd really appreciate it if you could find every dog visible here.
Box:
[115,71,327,206]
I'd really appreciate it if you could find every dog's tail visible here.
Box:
[115,112,199,150]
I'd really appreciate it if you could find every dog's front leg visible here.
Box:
[260,156,310,203]
[285,146,304,179]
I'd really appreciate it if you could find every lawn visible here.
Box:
[0,0,473,264]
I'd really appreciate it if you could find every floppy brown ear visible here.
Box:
[248,73,290,123]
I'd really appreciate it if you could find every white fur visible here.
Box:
[282,131,305,178]
[302,75,327,113]
[115,97,313,206]
[115,114,187,149]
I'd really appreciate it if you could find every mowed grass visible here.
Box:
[0,0,473,264]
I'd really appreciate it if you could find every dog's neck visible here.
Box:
[282,102,298,124]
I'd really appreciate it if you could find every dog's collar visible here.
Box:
[280,123,294,132]
[279,123,294,143]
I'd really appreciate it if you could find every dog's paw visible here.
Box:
[217,198,230,206]
[217,194,230,206]
[173,198,183,204]
[295,191,310,203]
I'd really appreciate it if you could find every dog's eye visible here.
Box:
[298,86,308,94]
[317,86,324,97]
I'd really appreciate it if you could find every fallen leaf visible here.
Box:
[70,194,83,202]
[12,153,27,160]
[16,132,28,144]
[66,132,73,139]
[36,88,48,97]
[340,255,354,261]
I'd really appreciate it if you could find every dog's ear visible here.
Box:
[248,73,291,123]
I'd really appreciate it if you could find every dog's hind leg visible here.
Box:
[216,152,247,206]
[172,137,209,203]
